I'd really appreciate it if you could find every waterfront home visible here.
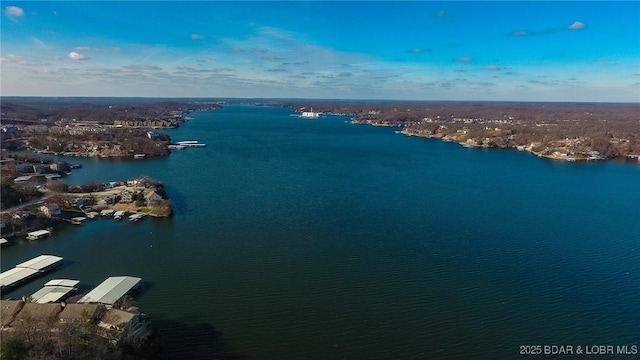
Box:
[0,300,25,328]
[33,164,49,174]
[39,203,62,217]
[16,164,32,173]
[16,302,63,322]
[144,190,163,206]
[99,308,144,334]
[101,194,120,205]
[121,190,135,203]
[59,303,106,324]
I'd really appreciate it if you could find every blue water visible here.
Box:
[2,105,639,359]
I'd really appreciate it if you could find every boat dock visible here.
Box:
[128,213,146,222]
[113,210,126,220]
[30,279,80,304]
[100,209,115,217]
[173,140,206,148]
[78,276,142,306]
[26,229,51,240]
[0,255,64,291]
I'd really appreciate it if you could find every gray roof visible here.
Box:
[16,255,63,271]
[0,267,39,288]
[31,286,76,304]
[78,276,142,305]
[44,279,80,287]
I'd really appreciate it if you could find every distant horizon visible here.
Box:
[2,95,639,105]
[2,1,639,102]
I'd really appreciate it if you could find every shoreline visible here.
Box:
[349,118,640,164]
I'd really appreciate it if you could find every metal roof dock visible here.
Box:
[0,255,64,291]
[26,229,51,240]
[16,255,63,272]
[0,268,39,290]
[31,279,80,304]
[78,276,142,305]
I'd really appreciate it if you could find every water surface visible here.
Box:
[3,105,639,359]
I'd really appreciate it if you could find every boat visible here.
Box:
[300,108,321,118]
[113,211,126,220]
[168,144,186,150]
[176,141,206,147]
[133,154,146,159]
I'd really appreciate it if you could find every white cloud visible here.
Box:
[68,52,87,60]
[122,64,163,71]
[191,33,205,40]
[568,21,585,30]
[407,48,431,54]
[0,54,23,62]
[455,57,473,63]
[73,46,121,52]
[5,6,24,18]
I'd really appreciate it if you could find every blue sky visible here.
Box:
[2,1,639,101]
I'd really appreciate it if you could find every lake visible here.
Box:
[2,104,639,359]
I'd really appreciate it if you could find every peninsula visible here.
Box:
[284,101,640,162]
[0,175,172,241]
[1,98,219,158]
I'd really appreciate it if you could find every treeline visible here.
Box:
[1,98,219,125]
[0,178,41,209]
[282,100,640,159]
[0,315,159,360]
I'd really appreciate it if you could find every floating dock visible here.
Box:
[0,255,64,291]
[30,279,80,304]
[129,213,146,222]
[113,211,126,220]
[175,140,206,147]
[78,276,142,305]
[100,209,115,217]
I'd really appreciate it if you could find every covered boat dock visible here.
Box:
[0,255,64,291]
[78,276,142,305]
[30,279,80,304]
